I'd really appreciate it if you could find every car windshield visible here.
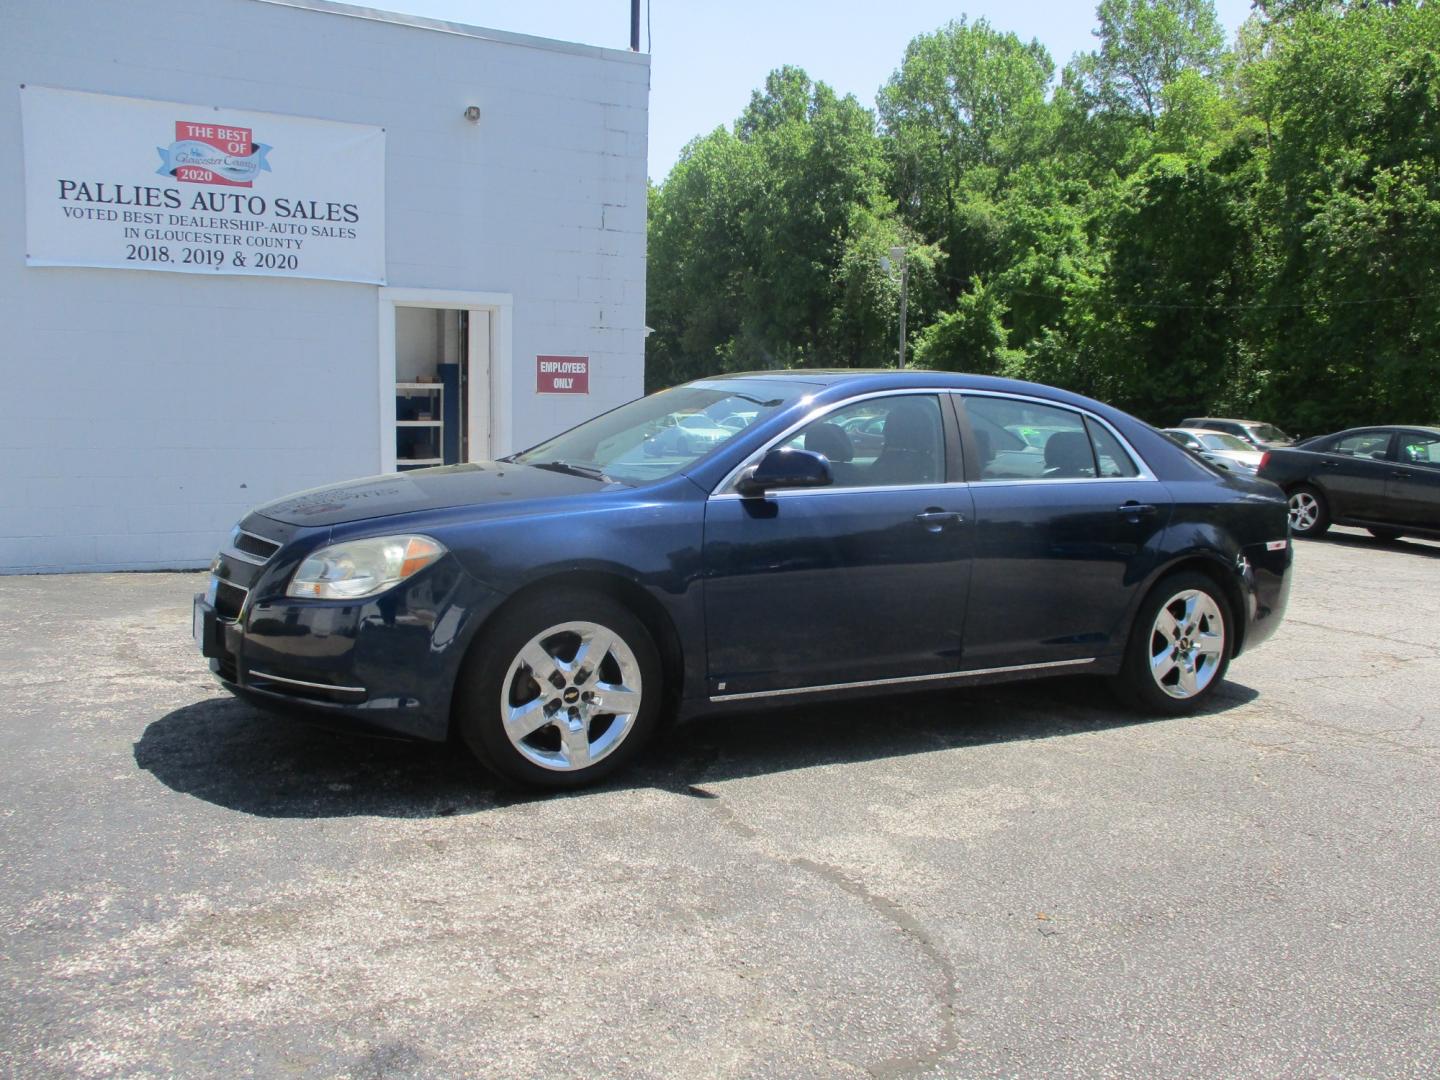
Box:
[1199,432,1254,452]
[1246,423,1290,442]
[509,382,796,485]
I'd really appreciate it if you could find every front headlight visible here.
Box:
[286,535,446,600]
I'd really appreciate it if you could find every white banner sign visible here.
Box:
[21,86,386,284]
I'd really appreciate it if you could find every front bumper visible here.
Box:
[194,550,504,741]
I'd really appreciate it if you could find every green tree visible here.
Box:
[1253,0,1440,431]
[1078,0,1227,125]
[646,68,908,388]
[878,19,1054,293]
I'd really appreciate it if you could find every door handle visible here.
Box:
[1117,502,1157,516]
[1392,470,1410,478]
[914,510,964,531]
[1320,460,1340,468]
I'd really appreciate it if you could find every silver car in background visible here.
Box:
[1163,428,1264,475]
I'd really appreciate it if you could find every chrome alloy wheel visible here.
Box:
[1148,589,1226,700]
[500,620,643,772]
[1288,490,1320,533]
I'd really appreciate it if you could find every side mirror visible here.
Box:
[735,448,833,497]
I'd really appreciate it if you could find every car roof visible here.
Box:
[1317,424,1440,438]
[1169,427,1252,439]
[1182,417,1271,426]
[691,368,1122,409]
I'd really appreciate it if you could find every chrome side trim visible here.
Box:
[954,474,1158,489]
[248,669,367,695]
[709,480,962,502]
[709,657,1097,703]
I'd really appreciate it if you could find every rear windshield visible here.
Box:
[1199,432,1254,452]
[1246,423,1290,442]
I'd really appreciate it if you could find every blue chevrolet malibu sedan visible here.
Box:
[194,371,1292,788]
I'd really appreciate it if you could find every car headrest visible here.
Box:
[803,422,854,464]
[1044,430,1093,473]
[881,400,939,454]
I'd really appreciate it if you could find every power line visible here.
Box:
[930,269,1438,312]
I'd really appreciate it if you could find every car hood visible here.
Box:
[254,462,614,528]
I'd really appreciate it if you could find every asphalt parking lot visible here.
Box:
[3,526,1439,1078]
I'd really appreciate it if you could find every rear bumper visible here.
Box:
[1236,537,1292,655]
[194,557,506,741]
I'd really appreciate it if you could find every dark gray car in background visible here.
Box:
[1258,426,1440,540]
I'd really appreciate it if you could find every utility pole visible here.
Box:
[889,245,908,368]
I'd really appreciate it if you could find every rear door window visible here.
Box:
[1399,433,1440,470]
[1085,417,1140,477]
[1330,431,1393,460]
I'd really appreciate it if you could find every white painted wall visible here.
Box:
[0,0,649,572]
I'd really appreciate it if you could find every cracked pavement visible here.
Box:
[3,525,1439,1077]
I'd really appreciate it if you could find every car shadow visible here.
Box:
[134,676,1259,819]
[1305,528,1440,559]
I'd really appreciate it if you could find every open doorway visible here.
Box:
[378,289,513,473]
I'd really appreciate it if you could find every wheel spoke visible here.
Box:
[573,626,616,676]
[560,721,591,767]
[1180,593,1200,630]
[1195,630,1224,659]
[593,684,642,715]
[505,696,552,740]
[519,641,560,685]
[1155,608,1180,640]
[1177,663,1199,696]
[1151,648,1177,681]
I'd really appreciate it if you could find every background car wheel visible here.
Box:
[454,590,663,789]
[1367,527,1402,542]
[1111,572,1231,715]
[1287,485,1330,537]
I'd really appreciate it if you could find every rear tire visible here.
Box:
[453,589,663,789]
[1111,572,1232,716]
[1287,485,1330,537]
[1367,527,1402,542]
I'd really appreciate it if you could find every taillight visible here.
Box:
[1258,451,1270,471]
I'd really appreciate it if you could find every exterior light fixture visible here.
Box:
[463,105,481,123]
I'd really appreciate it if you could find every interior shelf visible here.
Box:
[396,380,445,471]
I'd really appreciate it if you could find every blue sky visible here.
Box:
[371,1,1259,183]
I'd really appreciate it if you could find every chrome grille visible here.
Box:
[231,529,281,562]
[213,579,249,621]
[212,518,288,624]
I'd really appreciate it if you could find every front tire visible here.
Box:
[1287,485,1330,537]
[454,590,663,789]
[1112,572,1232,715]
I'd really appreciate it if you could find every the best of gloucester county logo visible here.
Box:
[156,121,272,187]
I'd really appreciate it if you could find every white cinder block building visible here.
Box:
[0,0,649,572]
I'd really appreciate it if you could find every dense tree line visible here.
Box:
[645,0,1439,434]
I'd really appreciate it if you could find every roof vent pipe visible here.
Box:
[630,0,640,51]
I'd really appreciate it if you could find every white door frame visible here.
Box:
[377,288,513,473]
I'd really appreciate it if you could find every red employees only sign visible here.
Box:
[537,355,589,394]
